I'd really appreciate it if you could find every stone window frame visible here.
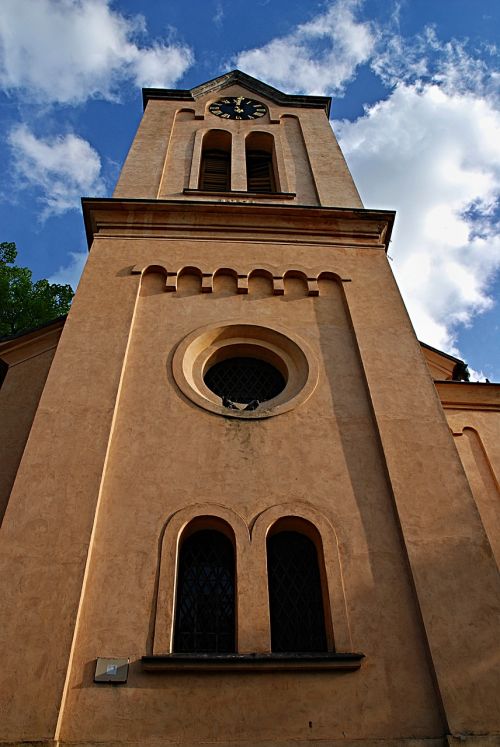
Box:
[152,502,352,656]
[197,129,232,192]
[187,125,290,195]
[171,320,319,419]
[244,130,279,193]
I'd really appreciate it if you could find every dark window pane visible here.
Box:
[0,359,8,389]
[267,531,327,652]
[174,529,235,653]
[204,357,286,404]
[200,150,231,191]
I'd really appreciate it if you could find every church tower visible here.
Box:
[1,71,499,747]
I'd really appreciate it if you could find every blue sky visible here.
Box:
[1,0,499,378]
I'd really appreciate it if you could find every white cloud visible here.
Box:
[335,83,500,354]
[48,251,87,291]
[234,0,377,95]
[8,125,106,217]
[372,25,499,100]
[213,2,225,29]
[235,3,500,365]
[131,42,192,89]
[0,0,194,104]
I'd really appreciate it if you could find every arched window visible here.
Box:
[199,130,231,192]
[245,132,277,193]
[267,530,327,652]
[174,528,235,653]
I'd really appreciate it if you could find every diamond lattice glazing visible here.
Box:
[267,531,327,653]
[174,530,235,653]
[204,357,285,404]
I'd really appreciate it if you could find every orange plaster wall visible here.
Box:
[0,330,60,524]
[345,263,500,735]
[445,407,500,570]
[0,248,140,740]
[1,207,499,744]
[52,237,443,744]
[0,212,499,745]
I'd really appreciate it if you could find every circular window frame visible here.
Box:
[172,321,318,419]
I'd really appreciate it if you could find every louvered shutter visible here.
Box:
[199,150,230,191]
[246,151,276,193]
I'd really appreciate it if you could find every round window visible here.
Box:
[172,322,318,419]
[204,357,286,405]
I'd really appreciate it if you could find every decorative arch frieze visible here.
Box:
[131,263,348,297]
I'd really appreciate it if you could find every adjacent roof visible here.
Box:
[419,341,462,365]
[0,315,67,347]
[142,69,332,117]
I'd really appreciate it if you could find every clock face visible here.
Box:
[209,97,267,120]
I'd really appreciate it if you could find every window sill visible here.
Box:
[141,652,364,673]
[183,189,296,200]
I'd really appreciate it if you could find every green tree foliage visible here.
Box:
[0,242,74,337]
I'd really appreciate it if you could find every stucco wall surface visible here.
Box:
[1,204,499,745]
[0,328,60,523]
[344,266,500,735]
[0,249,139,740]
[446,407,500,569]
[54,237,443,744]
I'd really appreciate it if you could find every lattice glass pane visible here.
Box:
[267,531,327,653]
[174,530,235,653]
[204,357,285,404]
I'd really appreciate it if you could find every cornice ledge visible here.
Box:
[435,380,500,411]
[82,198,395,251]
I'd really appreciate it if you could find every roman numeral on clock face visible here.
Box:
[209,97,267,119]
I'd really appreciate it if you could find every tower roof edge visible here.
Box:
[142,69,332,116]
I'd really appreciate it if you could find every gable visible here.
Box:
[420,341,462,381]
[143,69,331,116]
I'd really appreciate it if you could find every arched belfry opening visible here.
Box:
[245,132,277,193]
[199,130,232,192]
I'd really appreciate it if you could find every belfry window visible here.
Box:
[267,530,327,652]
[246,132,277,193]
[199,130,231,192]
[174,529,236,653]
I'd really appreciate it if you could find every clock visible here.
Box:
[209,97,267,120]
